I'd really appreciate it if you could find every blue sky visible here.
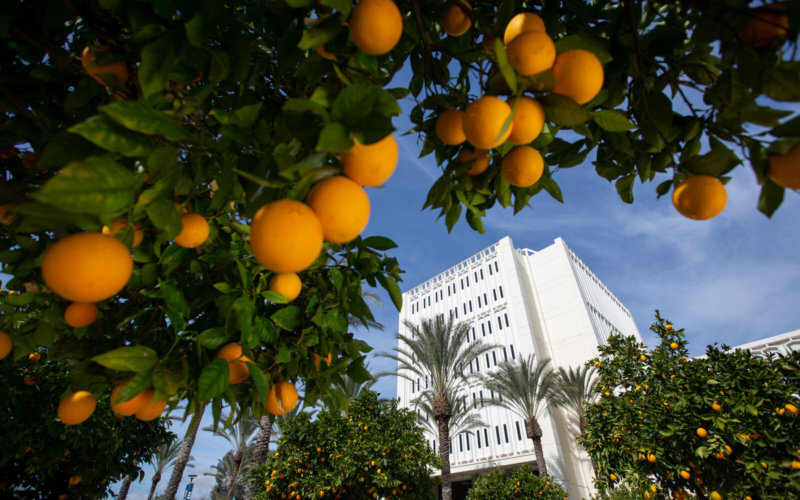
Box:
[119,97,800,497]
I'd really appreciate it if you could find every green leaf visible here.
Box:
[139,35,176,98]
[246,361,268,403]
[197,328,229,349]
[38,131,96,169]
[210,103,263,128]
[541,176,564,203]
[114,372,152,404]
[331,84,401,128]
[682,138,738,177]
[445,203,462,231]
[493,38,517,94]
[771,115,800,137]
[763,65,800,101]
[298,16,341,50]
[271,306,301,331]
[541,94,590,127]
[262,290,289,304]
[198,358,230,401]
[146,199,183,238]
[91,345,159,372]
[284,98,331,120]
[323,309,348,332]
[329,268,344,292]
[101,101,187,141]
[346,360,373,383]
[592,110,635,132]
[376,274,403,311]
[185,12,204,47]
[277,344,291,364]
[69,115,154,157]
[615,175,635,204]
[758,178,784,218]
[152,367,182,396]
[361,236,398,251]
[229,295,256,334]
[159,280,190,330]
[316,122,352,152]
[31,157,137,215]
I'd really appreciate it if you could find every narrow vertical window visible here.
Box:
[495,261,499,272]
[499,286,504,298]
[503,347,508,361]
[484,428,489,446]
[516,421,522,440]
[495,426,501,444]
[461,278,464,290]
[487,321,492,334]
[475,357,480,371]
[476,432,481,449]
[463,303,466,315]
[480,269,484,280]
[485,353,490,367]
[484,292,488,304]
[480,390,484,406]
[493,289,497,301]
[472,392,476,403]
[450,439,453,455]
[505,313,509,327]
[433,440,437,453]
[455,308,458,319]
[492,351,497,366]
[474,271,478,282]
[465,434,470,451]
[489,265,493,276]
[477,296,481,308]
[481,324,486,336]
[469,300,473,312]
[510,345,516,359]
[466,276,470,286]
[503,424,509,443]
[469,361,474,374]
[459,434,463,452]
[497,316,502,329]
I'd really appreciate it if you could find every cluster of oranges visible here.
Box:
[434,12,605,190]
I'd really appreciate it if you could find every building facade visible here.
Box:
[396,236,642,499]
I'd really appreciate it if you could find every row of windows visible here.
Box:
[408,262,502,315]
[409,346,516,394]
[431,420,527,454]
[445,286,505,320]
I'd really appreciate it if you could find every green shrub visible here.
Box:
[467,464,568,500]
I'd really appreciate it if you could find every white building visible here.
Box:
[732,330,800,356]
[396,236,642,500]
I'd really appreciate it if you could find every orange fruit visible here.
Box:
[680,470,691,480]
[102,217,144,248]
[609,473,618,481]
[503,12,546,45]
[341,134,399,187]
[709,492,722,500]
[712,401,722,412]
[348,0,403,55]
[501,146,544,187]
[647,453,657,463]
[313,352,333,371]
[316,44,337,61]
[58,391,97,425]
[463,96,513,149]
[250,200,323,273]
[41,232,133,303]
[506,30,556,76]
[786,403,799,415]
[768,143,800,189]
[23,376,35,386]
[68,475,82,486]
[111,380,150,416]
[269,273,303,302]
[0,204,16,225]
[266,381,299,415]
[506,96,545,145]
[306,176,370,243]
[64,302,98,328]
[81,46,129,85]
[435,110,467,146]
[0,330,11,360]
[696,427,708,438]
[134,388,167,421]
[552,49,604,105]
[215,342,252,384]
[173,213,209,248]
[672,176,727,220]
[442,1,471,37]
[28,352,41,362]
[740,5,789,48]
[670,342,679,349]
[456,148,490,176]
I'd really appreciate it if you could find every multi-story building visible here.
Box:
[396,236,642,500]
[732,330,800,356]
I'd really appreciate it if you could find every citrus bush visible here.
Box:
[582,312,800,499]
[250,390,439,499]
[466,464,567,500]
[0,354,173,498]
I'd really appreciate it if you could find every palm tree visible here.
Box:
[147,439,192,500]
[244,414,273,500]
[380,316,494,500]
[163,403,207,500]
[412,389,486,439]
[482,355,557,476]
[207,449,253,500]
[205,411,259,500]
[116,475,132,499]
[550,365,599,474]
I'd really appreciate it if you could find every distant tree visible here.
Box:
[482,356,557,476]
[163,403,206,500]
[147,439,193,500]
[550,364,599,474]
[205,412,259,500]
[381,316,494,500]
[466,464,567,500]
[583,312,800,499]
[208,449,251,500]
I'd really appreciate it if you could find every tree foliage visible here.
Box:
[250,390,439,500]
[466,464,568,500]
[582,312,800,499]
[0,355,174,499]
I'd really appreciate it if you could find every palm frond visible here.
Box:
[482,355,556,422]
[550,365,599,426]
[411,389,487,436]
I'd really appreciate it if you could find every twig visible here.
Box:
[0,86,53,137]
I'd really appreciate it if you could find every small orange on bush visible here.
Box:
[463,96,512,149]
[58,391,97,425]
[269,273,303,302]
[266,381,299,415]
[506,96,545,145]
[768,143,800,189]
[712,401,722,412]
[111,380,150,416]
[28,352,41,362]
[503,12,546,45]
[506,30,556,76]
[672,175,727,220]
[435,110,467,146]
[786,403,798,415]
[81,46,129,85]
[68,475,82,486]
[740,4,789,48]
[23,376,35,386]
[442,1,472,37]
[0,330,11,360]
[670,342,679,349]
[456,148,490,176]
[134,388,168,421]
[341,134,399,187]
[696,427,708,438]
[250,200,323,273]
[647,453,657,463]
[502,146,544,187]
[64,302,99,328]
[215,342,252,384]
[348,0,403,55]
[306,176,370,244]
[173,213,210,248]
[0,204,16,225]
[552,49,604,105]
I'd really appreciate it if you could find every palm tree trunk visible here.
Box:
[526,417,548,477]
[225,450,243,500]
[117,475,132,500]
[434,396,453,500]
[147,471,161,500]
[164,404,206,500]
[245,416,272,500]
[578,416,597,476]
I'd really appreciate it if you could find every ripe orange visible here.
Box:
[503,12,546,45]
[435,110,467,146]
[442,1,471,37]
[249,200,323,273]
[786,403,799,415]
[313,352,333,370]
[670,342,679,349]
[0,330,11,360]
[81,46,129,85]
[41,232,134,303]
[502,146,544,187]
[316,45,337,61]
[173,213,210,248]
[768,143,800,189]
[647,453,657,463]
[306,176,371,243]
[28,352,41,362]
[102,217,144,248]
[712,401,722,412]
[609,473,618,481]
[58,391,97,425]
[463,96,513,149]
[0,204,16,225]
[552,49,604,105]
[215,342,252,384]
[64,302,98,328]
[696,427,708,438]
[269,273,303,302]
[266,381,299,415]
[23,376,35,386]
[709,492,722,500]
[740,5,789,48]
[341,134,399,187]
[506,30,556,76]
[507,96,545,145]
[348,0,403,55]
[672,176,727,220]
[134,388,167,421]
[456,148,490,176]
[68,475,82,486]
[111,380,149,416]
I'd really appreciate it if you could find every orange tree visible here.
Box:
[0,353,174,499]
[0,0,799,484]
[465,464,567,500]
[582,312,800,499]
[250,390,439,499]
